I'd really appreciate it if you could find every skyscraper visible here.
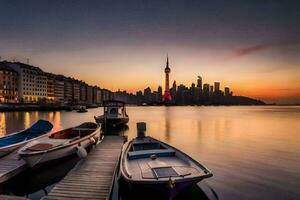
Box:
[162,55,172,103]
[224,87,230,96]
[214,82,220,93]
[210,85,214,96]
[144,87,152,103]
[197,76,202,90]
[203,84,210,97]
[157,86,162,102]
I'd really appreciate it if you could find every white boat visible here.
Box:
[0,120,53,158]
[120,122,213,198]
[94,100,129,127]
[18,122,100,168]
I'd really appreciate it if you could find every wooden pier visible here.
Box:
[43,135,125,200]
[0,152,28,184]
[0,195,29,200]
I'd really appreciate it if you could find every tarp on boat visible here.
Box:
[0,120,53,147]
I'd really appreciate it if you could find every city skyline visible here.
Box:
[0,1,300,104]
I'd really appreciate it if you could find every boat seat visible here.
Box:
[128,149,175,160]
[27,143,54,151]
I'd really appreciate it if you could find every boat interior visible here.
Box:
[128,140,175,160]
[24,123,98,152]
[49,123,98,140]
[126,137,204,180]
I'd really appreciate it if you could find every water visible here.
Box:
[0,106,299,199]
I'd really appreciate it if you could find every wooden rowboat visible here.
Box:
[18,122,100,168]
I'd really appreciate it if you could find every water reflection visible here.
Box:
[164,118,171,141]
[0,113,6,137]
[24,112,31,128]
[0,106,299,199]
[1,156,79,199]
[117,177,217,200]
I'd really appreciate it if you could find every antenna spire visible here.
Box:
[166,53,169,68]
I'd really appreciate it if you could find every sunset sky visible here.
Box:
[0,0,300,104]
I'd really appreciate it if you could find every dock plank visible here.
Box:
[0,195,29,200]
[0,151,28,184]
[43,136,124,200]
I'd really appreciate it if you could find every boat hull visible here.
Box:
[20,132,99,168]
[95,116,129,127]
[120,136,213,198]
[124,177,202,198]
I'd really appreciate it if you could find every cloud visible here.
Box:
[228,39,300,59]
[234,44,270,57]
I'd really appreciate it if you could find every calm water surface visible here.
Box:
[0,106,299,199]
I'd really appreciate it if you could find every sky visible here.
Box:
[0,0,300,104]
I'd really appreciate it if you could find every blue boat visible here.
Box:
[0,120,53,157]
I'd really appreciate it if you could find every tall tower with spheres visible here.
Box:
[162,55,172,103]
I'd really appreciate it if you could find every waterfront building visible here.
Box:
[203,84,210,97]
[190,83,197,104]
[72,81,80,103]
[64,79,73,104]
[176,84,188,105]
[170,80,177,103]
[210,85,214,96]
[53,77,65,103]
[114,90,128,103]
[80,83,87,103]
[195,87,201,104]
[92,86,102,104]
[197,76,202,91]
[225,87,230,97]
[214,82,220,93]
[157,86,162,103]
[136,90,143,104]
[162,56,172,103]
[7,62,47,103]
[102,89,112,102]
[0,62,18,103]
[144,87,152,104]
[47,77,54,102]
[87,85,93,104]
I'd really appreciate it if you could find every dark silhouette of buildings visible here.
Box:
[113,57,265,105]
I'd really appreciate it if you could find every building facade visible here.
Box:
[72,81,80,103]
[53,78,64,103]
[64,79,73,103]
[7,62,47,103]
[80,83,87,103]
[45,73,55,102]
[86,85,93,104]
[0,63,18,103]
[92,86,102,104]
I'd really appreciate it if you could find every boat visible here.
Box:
[77,106,88,113]
[94,100,129,127]
[0,120,53,158]
[120,122,213,198]
[18,122,100,168]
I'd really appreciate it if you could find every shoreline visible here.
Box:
[0,103,298,112]
[0,104,100,112]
